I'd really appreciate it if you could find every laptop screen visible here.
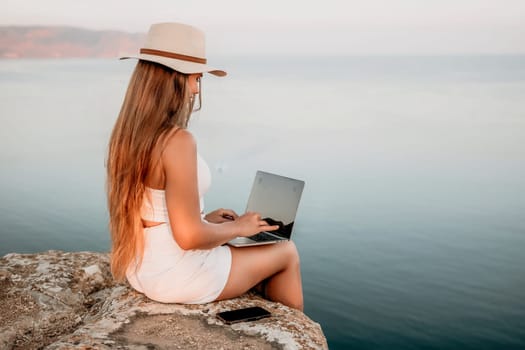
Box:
[245,171,305,239]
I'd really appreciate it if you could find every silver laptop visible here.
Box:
[227,170,305,247]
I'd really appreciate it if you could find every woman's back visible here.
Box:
[141,152,211,223]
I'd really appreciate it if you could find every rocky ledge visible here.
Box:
[0,250,327,349]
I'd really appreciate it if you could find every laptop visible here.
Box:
[227,170,305,247]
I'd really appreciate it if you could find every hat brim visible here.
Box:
[120,54,227,77]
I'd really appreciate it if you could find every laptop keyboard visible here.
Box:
[249,232,278,242]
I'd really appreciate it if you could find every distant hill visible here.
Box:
[0,26,145,58]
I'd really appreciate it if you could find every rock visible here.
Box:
[0,250,328,349]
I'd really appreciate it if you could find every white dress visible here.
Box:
[126,154,232,304]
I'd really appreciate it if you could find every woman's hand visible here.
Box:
[235,212,280,237]
[204,208,239,224]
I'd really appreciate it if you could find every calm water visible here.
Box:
[1,56,524,349]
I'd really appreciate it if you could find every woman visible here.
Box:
[107,23,303,310]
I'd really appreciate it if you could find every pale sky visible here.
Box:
[3,0,525,55]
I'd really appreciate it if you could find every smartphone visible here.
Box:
[216,306,272,324]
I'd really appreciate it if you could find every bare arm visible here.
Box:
[163,129,277,250]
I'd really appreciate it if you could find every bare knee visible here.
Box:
[282,241,300,267]
[269,241,303,311]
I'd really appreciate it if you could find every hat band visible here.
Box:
[140,48,207,64]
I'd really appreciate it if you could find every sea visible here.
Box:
[0,55,524,349]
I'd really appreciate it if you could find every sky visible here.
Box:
[2,0,525,55]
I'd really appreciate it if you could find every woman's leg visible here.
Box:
[215,241,303,311]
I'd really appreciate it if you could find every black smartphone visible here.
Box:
[216,306,272,324]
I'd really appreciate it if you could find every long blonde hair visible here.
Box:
[107,60,193,281]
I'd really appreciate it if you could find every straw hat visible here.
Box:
[121,22,226,77]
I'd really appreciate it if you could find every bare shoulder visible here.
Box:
[162,128,196,159]
[162,128,198,184]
